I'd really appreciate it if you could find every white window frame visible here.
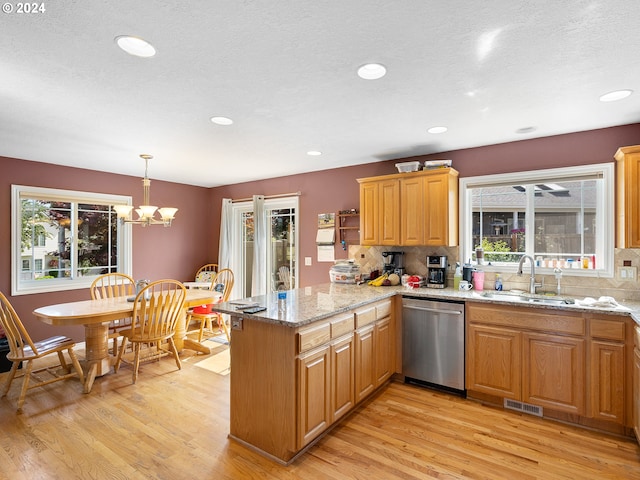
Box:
[11,185,133,295]
[229,196,299,299]
[459,163,614,278]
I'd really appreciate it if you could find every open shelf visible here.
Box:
[338,210,359,249]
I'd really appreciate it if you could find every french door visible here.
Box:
[230,197,298,298]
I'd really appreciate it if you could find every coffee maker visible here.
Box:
[426,255,447,288]
[382,251,405,276]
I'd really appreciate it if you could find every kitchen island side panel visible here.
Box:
[229,316,298,462]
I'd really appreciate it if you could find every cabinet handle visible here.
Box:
[403,305,463,315]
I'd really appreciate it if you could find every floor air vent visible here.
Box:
[504,398,543,417]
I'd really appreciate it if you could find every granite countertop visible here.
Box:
[213,283,640,328]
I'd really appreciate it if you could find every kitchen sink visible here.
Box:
[524,297,574,305]
[475,291,574,306]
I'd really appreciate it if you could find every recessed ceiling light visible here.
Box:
[210,116,233,125]
[115,35,156,58]
[357,63,387,80]
[307,151,322,156]
[599,89,633,102]
[427,126,448,134]
[516,126,537,134]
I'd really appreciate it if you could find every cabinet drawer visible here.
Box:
[467,303,585,336]
[376,300,392,320]
[298,323,331,354]
[355,306,377,328]
[331,314,355,339]
[590,318,626,341]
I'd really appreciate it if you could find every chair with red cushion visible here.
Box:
[186,269,234,344]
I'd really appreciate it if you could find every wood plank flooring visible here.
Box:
[1,343,639,480]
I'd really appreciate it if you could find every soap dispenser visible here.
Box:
[453,263,462,290]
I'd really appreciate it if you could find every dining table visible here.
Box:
[183,281,213,289]
[33,288,219,393]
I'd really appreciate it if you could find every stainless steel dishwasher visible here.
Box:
[402,296,465,395]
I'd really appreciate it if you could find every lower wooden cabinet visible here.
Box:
[633,327,640,442]
[466,303,633,430]
[374,316,393,385]
[297,345,331,448]
[523,332,585,415]
[355,315,393,403]
[590,340,625,423]
[355,324,375,403]
[330,334,355,422]
[467,324,521,399]
[298,299,394,451]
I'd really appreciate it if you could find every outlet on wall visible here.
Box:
[617,266,637,281]
[305,257,312,266]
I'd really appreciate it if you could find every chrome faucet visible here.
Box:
[517,255,543,294]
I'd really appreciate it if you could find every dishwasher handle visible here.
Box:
[403,304,463,315]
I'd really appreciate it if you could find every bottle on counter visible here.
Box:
[277,290,287,314]
[495,274,503,291]
[472,269,485,291]
[453,263,462,291]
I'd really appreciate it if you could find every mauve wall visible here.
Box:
[0,156,213,341]
[2,123,639,341]
[209,123,640,287]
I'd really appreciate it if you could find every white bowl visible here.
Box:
[396,161,420,173]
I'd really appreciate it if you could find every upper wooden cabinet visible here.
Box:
[357,168,459,247]
[358,177,401,246]
[615,145,640,248]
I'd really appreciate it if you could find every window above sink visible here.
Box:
[459,163,614,278]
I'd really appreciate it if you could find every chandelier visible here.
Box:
[113,154,178,227]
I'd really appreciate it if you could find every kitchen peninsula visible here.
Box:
[214,283,640,464]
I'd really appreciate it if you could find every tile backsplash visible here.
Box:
[348,245,640,302]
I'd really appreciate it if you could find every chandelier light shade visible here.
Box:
[114,154,177,227]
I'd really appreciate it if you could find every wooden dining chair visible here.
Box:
[278,265,292,290]
[90,273,135,356]
[185,268,234,344]
[0,291,85,413]
[195,263,218,284]
[113,279,186,384]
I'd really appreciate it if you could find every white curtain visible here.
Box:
[218,198,233,270]
[251,195,267,296]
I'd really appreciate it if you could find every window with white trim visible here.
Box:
[11,185,132,295]
[459,164,614,277]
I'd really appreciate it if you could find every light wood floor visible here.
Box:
[1,343,639,480]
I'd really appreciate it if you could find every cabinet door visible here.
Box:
[355,324,376,403]
[374,316,392,386]
[590,340,625,424]
[523,332,585,415]
[626,151,640,247]
[331,335,355,423]
[424,172,453,246]
[297,345,331,448]
[615,146,640,248]
[359,181,379,245]
[634,347,640,442]
[400,176,424,245]
[379,179,401,245]
[467,324,521,399]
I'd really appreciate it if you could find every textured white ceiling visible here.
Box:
[1,1,639,187]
